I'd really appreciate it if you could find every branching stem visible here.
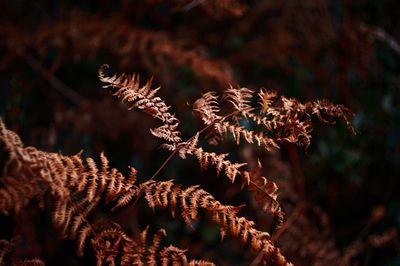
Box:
[129,107,256,208]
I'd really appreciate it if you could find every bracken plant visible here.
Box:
[0,63,355,265]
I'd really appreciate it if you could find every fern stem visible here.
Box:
[129,107,255,208]
[149,106,255,181]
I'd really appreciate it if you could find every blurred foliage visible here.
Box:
[0,0,399,265]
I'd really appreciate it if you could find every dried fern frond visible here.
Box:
[311,99,356,135]
[193,91,222,125]
[138,180,291,265]
[187,87,354,229]
[99,65,182,146]
[177,134,284,227]
[256,92,355,146]
[242,170,284,227]
[0,118,139,256]
[91,223,215,266]
[178,136,246,182]
[192,90,279,150]
[193,87,355,149]
[224,85,254,116]
[193,89,279,149]
[0,119,222,264]
[0,121,48,215]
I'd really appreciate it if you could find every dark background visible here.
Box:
[0,0,399,265]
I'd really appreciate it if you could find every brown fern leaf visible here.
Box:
[242,171,284,228]
[214,121,279,149]
[43,151,138,243]
[1,118,218,263]
[91,223,135,265]
[194,88,354,150]
[139,180,292,265]
[186,146,246,183]
[77,224,93,257]
[312,99,356,135]
[0,119,139,256]
[99,65,182,146]
[179,132,245,183]
[91,223,215,266]
[0,121,49,215]
[159,245,215,266]
[256,91,355,147]
[193,91,222,125]
[193,90,277,150]
[13,258,45,266]
[193,90,278,150]
[190,87,353,228]
[224,85,253,116]
[177,135,284,226]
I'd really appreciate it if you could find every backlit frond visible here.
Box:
[99,65,182,145]
[193,91,222,125]
[0,119,139,256]
[91,223,215,266]
[139,180,291,265]
[224,85,253,116]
